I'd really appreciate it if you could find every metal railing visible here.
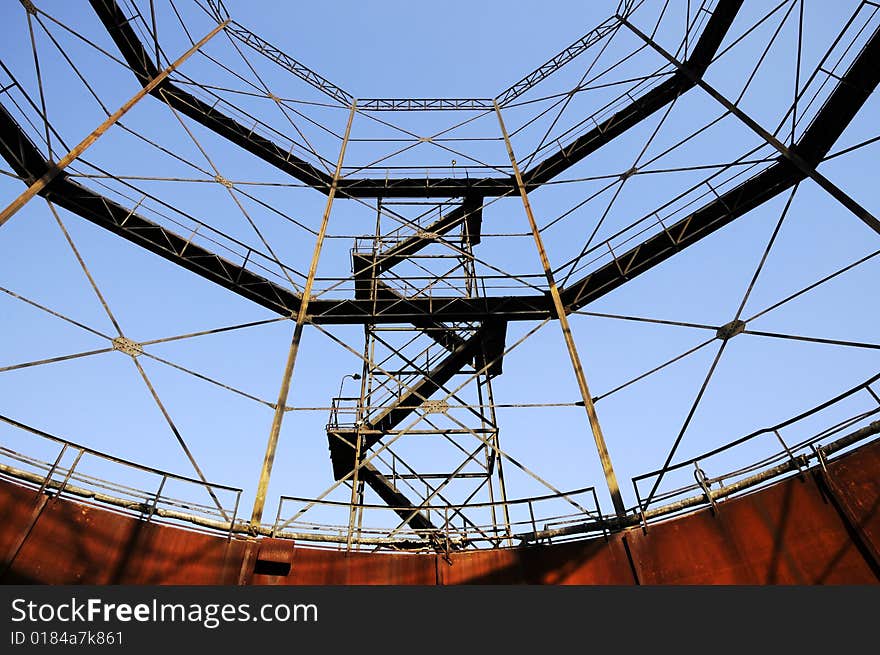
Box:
[1,373,879,549]
[631,373,880,523]
[271,486,604,550]
[0,414,242,537]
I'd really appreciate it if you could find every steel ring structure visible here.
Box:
[0,0,879,584]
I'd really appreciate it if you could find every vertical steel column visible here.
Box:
[346,351,370,551]
[0,19,230,227]
[481,374,512,544]
[249,101,358,527]
[494,102,626,516]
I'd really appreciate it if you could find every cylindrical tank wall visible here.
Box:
[2,439,878,585]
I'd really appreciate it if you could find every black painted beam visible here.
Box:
[374,325,492,435]
[523,0,743,188]
[88,0,332,191]
[563,20,880,311]
[371,196,483,275]
[359,462,439,535]
[324,432,439,534]
[0,103,301,316]
[88,0,742,198]
[326,323,494,474]
[1,20,875,327]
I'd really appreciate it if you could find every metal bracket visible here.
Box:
[620,166,638,181]
[421,399,449,414]
[716,319,746,341]
[416,231,439,240]
[638,504,649,534]
[812,444,829,473]
[112,336,143,357]
[694,462,718,513]
[773,429,805,475]
[19,0,37,15]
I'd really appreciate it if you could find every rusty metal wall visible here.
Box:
[2,439,879,585]
[437,536,636,585]
[251,538,437,585]
[0,482,250,584]
[626,470,876,584]
[820,439,880,575]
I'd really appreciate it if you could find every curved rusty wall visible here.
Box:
[2,439,879,585]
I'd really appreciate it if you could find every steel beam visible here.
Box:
[327,323,497,480]
[357,462,438,534]
[249,101,357,528]
[523,0,743,188]
[89,0,740,198]
[0,17,229,227]
[351,275,468,351]
[368,196,483,275]
[224,21,354,107]
[565,17,880,305]
[88,0,333,191]
[494,16,622,106]
[619,15,880,235]
[358,98,494,111]
[495,101,626,517]
[0,0,875,328]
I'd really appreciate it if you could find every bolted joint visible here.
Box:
[421,399,449,414]
[20,0,37,15]
[112,336,143,357]
[620,166,638,181]
[716,319,746,341]
[214,174,234,188]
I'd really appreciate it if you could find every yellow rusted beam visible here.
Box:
[0,19,230,227]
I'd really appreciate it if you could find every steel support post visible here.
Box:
[494,102,626,517]
[346,361,369,551]
[249,101,358,527]
[0,19,230,227]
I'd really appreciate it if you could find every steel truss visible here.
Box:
[0,0,878,550]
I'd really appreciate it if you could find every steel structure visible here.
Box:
[0,0,878,571]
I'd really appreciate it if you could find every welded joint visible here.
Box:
[693,462,718,514]
[112,336,143,357]
[716,319,746,341]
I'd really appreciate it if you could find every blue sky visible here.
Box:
[0,0,878,537]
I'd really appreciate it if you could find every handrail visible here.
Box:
[1,374,879,549]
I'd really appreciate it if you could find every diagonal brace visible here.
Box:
[618,16,880,236]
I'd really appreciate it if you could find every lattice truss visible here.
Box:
[0,0,878,550]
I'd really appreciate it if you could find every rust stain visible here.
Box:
[1,439,879,585]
